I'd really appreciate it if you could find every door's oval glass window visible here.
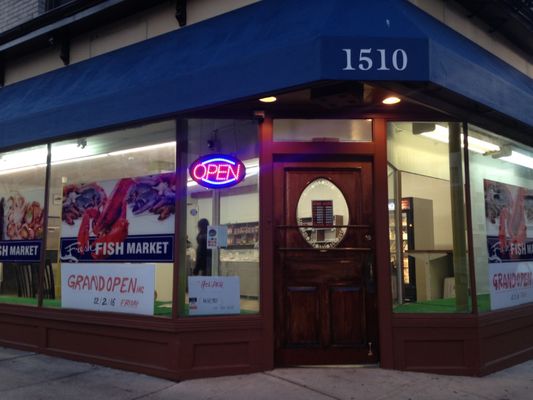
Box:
[296,178,349,248]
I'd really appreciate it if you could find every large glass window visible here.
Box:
[0,145,48,306]
[180,119,259,316]
[467,125,533,312]
[46,121,176,317]
[388,122,470,313]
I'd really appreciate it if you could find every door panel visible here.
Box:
[274,160,377,365]
[330,286,364,346]
[285,286,320,346]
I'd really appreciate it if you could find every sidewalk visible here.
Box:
[0,346,532,399]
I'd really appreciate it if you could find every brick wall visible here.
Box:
[0,0,47,33]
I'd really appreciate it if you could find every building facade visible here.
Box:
[0,0,532,380]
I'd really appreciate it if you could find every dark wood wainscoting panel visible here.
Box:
[478,306,533,375]
[392,316,479,375]
[46,328,174,369]
[0,309,270,380]
[404,340,465,368]
[177,327,266,380]
[0,318,40,349]
[193,342,249,368]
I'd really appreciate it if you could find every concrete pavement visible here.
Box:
[0,346,532,399]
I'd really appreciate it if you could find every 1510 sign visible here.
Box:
[342,48,408,72]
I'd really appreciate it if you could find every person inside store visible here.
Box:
[193,218,212,276]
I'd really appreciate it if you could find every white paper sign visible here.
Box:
[207,225,228,249]
[188,276,240,315]
[489,262,533,310]
[61,263,155,315]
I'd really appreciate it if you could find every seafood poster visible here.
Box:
[61,263,155,315]
[60,172,175,263]
[0,190,44,262]
[484,179,533,310]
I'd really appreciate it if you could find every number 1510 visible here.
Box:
[342,48,408,71]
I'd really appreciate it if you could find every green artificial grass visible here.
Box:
[0,296,60,307]
[179,304,258,317]
[394,294,491,313]
[2,294,494,315]
[0,296,257,316]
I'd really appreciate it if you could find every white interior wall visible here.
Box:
[155,263,173,301]
[220,192,259,225]
[401,172,453,249]
[388,126,450,181]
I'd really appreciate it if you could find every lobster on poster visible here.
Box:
[0,190,44,262]
[60,172,176,263]
[484,179,533,310]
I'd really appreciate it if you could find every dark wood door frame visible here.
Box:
[258,117,393,368]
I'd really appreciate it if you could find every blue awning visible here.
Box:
[0,0,531,149]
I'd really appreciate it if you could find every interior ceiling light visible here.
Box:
[259,96,277,103]
[416,124,533,170]
[500,151,533,170]
[108,141,175,156]
[0,141,176,174]
[417,124,500,154]
[382,96,401,105]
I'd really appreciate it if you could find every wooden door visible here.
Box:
[274,160,378,365]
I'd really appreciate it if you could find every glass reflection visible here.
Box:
[296,178,349,248]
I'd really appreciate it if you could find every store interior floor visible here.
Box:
[394,294,490,313]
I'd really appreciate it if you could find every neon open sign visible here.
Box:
[189,154,246,189]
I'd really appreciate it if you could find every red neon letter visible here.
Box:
[192,164,206,180]
[206,164,218,179]
[229,164,241,180]
[216,164,230,181]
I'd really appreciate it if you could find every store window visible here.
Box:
[273,119,372,142]
[467,125,533,312]
[46,121,176,317]
[180,119,259,316]
[388,122,470,313]
[0,145,48,306]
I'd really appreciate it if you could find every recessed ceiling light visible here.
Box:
[259,96,277,103]
[382,96,401,105]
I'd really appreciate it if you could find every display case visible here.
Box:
[220,248,259,298]
[390,197,435,302]
[226,222,259,248]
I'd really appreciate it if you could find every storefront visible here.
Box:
[0,0,532,380]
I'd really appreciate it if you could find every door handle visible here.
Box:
[365,258,376,293]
